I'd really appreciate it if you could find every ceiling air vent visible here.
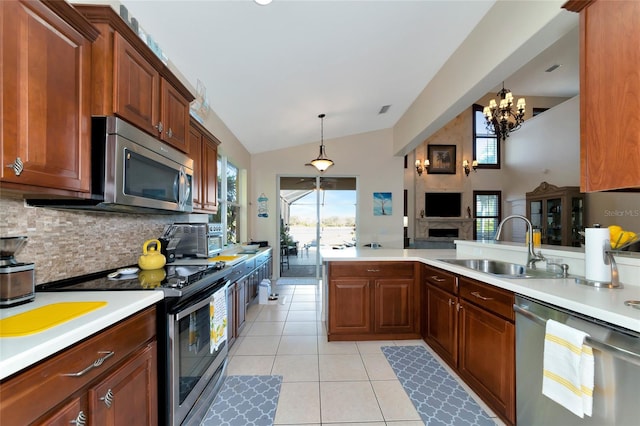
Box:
[378,105,391,114]
[545,64,561,73]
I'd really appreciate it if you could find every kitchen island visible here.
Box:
[322,241,640,426]
[321,241,640,334]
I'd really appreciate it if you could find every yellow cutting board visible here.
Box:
[0,301,107,337]
[211,255,240,262]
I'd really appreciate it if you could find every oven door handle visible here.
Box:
[174,281,228,321]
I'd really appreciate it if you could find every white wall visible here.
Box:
[503,96,580,201]
[250,128,405,262]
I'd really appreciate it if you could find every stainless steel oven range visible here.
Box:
[38,261,232,425]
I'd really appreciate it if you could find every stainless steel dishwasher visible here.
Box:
[514,295,640,426]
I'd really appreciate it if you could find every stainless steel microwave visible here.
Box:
[28,116,193,213]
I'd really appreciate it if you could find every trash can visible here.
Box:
[259,279,270,304]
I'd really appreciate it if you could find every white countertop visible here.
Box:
[0,291,163,380]
[321,247,640,333]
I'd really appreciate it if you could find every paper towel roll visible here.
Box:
[585,227,611,282]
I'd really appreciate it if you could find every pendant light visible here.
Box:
[309,113,334,172]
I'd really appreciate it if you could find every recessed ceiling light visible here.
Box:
[545,64,561,73]
[378,105,391,114]
[255,0,273,5]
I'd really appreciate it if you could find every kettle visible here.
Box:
[138,239,166,270]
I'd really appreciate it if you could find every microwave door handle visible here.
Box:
[181,168,191,208]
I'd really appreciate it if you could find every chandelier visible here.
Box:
[309,114,334,172]
[482,82,526,141]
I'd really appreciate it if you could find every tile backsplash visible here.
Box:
[1,196,183,284]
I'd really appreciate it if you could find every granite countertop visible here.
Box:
[321,247,640,333]
[0,291,163,380]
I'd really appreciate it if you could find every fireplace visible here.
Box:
[414,217,474,247]
[428,228,459,238]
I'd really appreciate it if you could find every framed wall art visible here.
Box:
[428,144,456,174]
[373,192,392,216]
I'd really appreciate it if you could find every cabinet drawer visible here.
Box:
[0,306,156,425]
[424,265,457,294]
[329,261,414,278]
[459,278,514,321]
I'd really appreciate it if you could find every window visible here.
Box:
[474,191,501,240]
[472,104,500,168]
[211,156,240,245]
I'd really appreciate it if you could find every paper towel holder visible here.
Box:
[575,247,623,289]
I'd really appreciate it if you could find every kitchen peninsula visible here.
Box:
[322,241,640,425]
[321,241,640,334]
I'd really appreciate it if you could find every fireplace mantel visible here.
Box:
[416,217,474,240]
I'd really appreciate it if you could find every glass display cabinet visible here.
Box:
[526,182,585,247]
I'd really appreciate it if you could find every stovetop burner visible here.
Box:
[37,260,229,297]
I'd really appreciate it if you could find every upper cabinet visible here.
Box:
[563,0,640,192]
[75,4,194,153]
[1,0,99,195]
[188,119,220,213]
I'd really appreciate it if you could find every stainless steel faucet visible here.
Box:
[494,214,546,268]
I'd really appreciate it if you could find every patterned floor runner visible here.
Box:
[382,346,496,426]
[200,375,282,426]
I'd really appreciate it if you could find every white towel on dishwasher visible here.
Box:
[542,319,594,418]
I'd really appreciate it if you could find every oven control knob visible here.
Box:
[167,278,183,288]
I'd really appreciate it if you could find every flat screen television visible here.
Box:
[425,192,461,217]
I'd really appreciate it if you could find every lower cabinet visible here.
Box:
[422,265,515,426]
[327,261,419,341]
[227,249,271,349]
[0,307,157,425]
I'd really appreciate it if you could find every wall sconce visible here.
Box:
[415,159,429,176]
[463,159,478,177]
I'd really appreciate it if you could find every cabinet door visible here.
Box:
[425,284,457,367]
[579,0,640,191]
[237,278,247,334]
[1,0,91,192]
[458,300,515,425]
[35,396,86,426]
[202,135,218,212]
[160,79,190,152]
[89,342,158,426]
[113,32,159,136]
[374,278,415,334]
[188,124,203,210]
[328,278,372,336]
[227,282,236,347]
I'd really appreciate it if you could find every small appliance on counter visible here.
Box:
[161,220,223,259]
[0,236,35,308]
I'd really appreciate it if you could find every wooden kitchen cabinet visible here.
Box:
[0,0,98,196]
[76,5,194,153]
[458,277,515,425]
[188,119,220,213]
[0,307,157,425]
[423,264,458,367]
[563,0,640,191]
[526,181,585,247]
[327,261,419,341]
[421,264,515,425]
[227,281,237,347]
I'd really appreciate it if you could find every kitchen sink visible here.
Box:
[438,258,565,279]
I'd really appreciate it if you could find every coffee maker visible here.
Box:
[0,236,35,308]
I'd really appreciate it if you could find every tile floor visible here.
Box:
[227,282,505,426]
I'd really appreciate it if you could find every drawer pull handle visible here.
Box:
[6,157,24,176]
[100,389,114,408]
[430,275,446,282]
[366,269,380,272]
[167,128,174,138]
[448,298,455,306]
[471,291,494,301]
[70,411,87,425]
[62,351,114,377]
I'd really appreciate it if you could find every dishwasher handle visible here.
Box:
[513,304,640,367]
